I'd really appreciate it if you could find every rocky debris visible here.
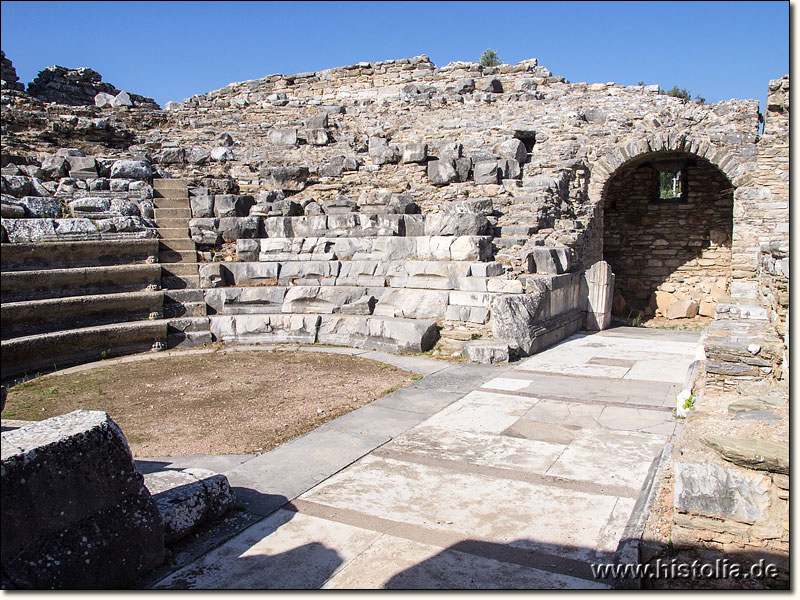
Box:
[1,410,164,589]
[144,468,237,545]
[1,50,24,91]
[27,65,159,108]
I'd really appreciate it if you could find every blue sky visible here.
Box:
[0,1,789,108]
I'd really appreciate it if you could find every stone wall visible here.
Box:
[25,63,159,109]
[1,50,24,91]
[603,157,733,319]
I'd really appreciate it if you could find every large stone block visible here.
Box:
[491,292,546,355]
[427,159,458,185]
[317,315,439,353]
[674,461,770,523]
[110,160,151,181]
[261,166,309,192]
[373,288,449,319]
[462,340,514,364]
[1,410,164,589]
[368,137,399,165]
[282,286,373,315]
[213,194,255,218]
[581,261,615,330]
[210,314,320,344]
[145,469,236,545]
[205,286,287,314]
[1,217,57,242]
[424,212,490,236]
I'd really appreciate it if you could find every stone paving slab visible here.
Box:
[224,427,391,516]
[151,327,698,589]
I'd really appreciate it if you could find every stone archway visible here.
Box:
[587,135,743,322]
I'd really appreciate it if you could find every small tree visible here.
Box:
[479,49,501,67]
[659,85,692,101]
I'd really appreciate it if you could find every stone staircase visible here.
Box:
[152,179,211,349]
[0,239,168,381]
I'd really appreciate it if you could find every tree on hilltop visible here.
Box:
[479,49,501,67]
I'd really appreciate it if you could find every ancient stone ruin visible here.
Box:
[0,50,789,586]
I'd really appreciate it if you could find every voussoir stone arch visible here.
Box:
[586,132,745,205]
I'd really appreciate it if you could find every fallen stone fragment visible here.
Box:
[701,435,789,474]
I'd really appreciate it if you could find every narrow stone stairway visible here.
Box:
[152,179,211,348]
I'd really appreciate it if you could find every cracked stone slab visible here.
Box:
[421,390,539,434]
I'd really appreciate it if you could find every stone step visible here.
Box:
[161,263,201,277]
[155,207,192,220]
[1,239,159,272]
[1,291,164,340]
[200,260,508,292]
[143,469,236,545]
[163,289,205,304]
[0,263,162,303]
[159,238,196,252]
[163,301,207,318]
[155,217,191,229]
[202,284,506,324]
[167,316,212,348]
[153,178,189,191]
[153,197,190,209]
[159,249,198,264]
[209,313,440,354]
[161,274,201,290]
[1,320,168,381]
[236,235,494,263]
[157,226,191,239]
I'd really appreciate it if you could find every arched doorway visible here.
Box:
[601,150,734,322]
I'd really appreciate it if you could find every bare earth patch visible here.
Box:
[3,348,417,457]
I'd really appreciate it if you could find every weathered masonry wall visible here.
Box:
[603,155,733,319]
[0,53,790,363]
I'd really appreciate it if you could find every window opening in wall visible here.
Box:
[658,169,685,201]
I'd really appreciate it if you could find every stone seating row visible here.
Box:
[0,240,169,381]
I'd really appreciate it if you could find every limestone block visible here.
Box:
[582,261,615,331]
[323,195,358,214]
[424,212,490,236]
[495,138,527,163]
[1,410,164,588]
[701,436,789,475]
[210,314,320,344]
[368,136,399,165]
[224,262,280,286]
[373,288,449,319]
[205,286,286,314]
[336,260,382,285]
[449,236,493,261]
[199,263,226,288]
[235,238,259,262]
[262,166,309,192]
[454,157,472,181]
[385,260,472,290]
[470,261,505,277]
[69,196,111,215]
[491,292,545,355]
[158,147,185,164]
[699,301,716,317]
[1,175,32,197]
[427,159,458,185]
[436,141,462,159]
[357,190,418,214]
[110,160,151,180]
[474,160,500,184]
[18,196,61,218]
[655,290,675,314]
[1,217,57,242]
[462,340,513,363]
[306,112,329,129]
[498,158,521,179]
[187,147,210,165]
[401,143,427,164]
[218,216,260,242]
[39,156,68,180]
[449,290,493,308]
[55,218,102,240]
[443,198,495,216]
[331,237,374,260]
[112,91,133,107]
[268,128,297,146]
[214,194,255,218]
[487,278,524,293]
[674,461,770,523]
[189,218,220,245]
[146,468,236,545]
[282,286,372,314]
[525,247,574,274]
[481,76,503,93]
[295,215,330,237]
[317,315,440,353]
[66,156,98,177]
[453,78,475,94]
[190,192,214,218]
[306,128,329,146]
[445,305,490,324]
[278,260,341,284]
[109,198,140,216]
[665,299,699,319]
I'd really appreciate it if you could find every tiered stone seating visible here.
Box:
[1,239,168,380]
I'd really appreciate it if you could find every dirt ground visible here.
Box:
[3,348,417,457]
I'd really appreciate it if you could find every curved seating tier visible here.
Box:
[0,239,168,381]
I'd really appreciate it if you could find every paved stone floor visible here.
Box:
[147,327,701,589]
